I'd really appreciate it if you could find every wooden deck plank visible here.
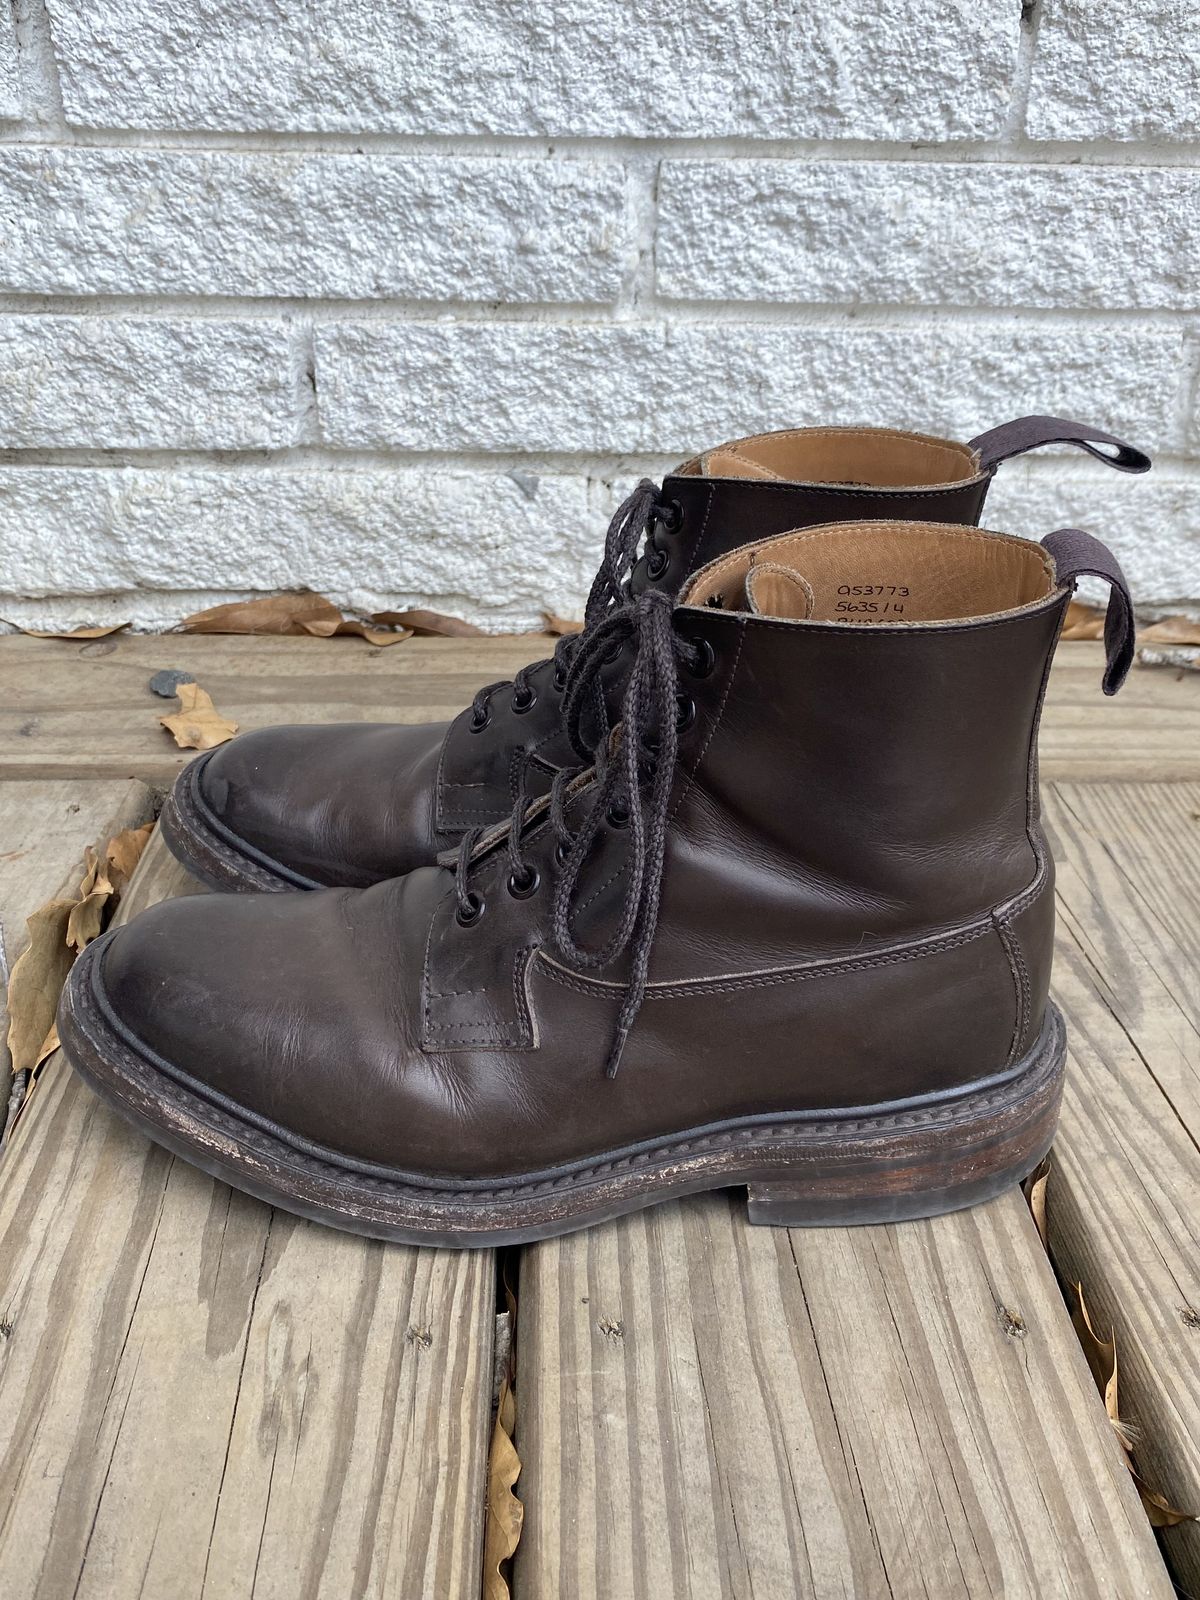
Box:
[0,778,156,1081]
[515,1188,1172,1599]
[0,834,495,1600]
[1,634,1197,785]
[1042,780,1200,1592]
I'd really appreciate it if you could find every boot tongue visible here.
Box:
[743,562,815,620]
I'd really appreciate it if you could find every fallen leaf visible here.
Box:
[484,1268,523,1600]
[1023,1156,1050,1251]
[105,821,155,895]
[159,682,239,751]
[1139,615,1200,646]
[333,618,413,647]
[1061,601,1106,640]
[34,1023,59,1071]
[5,898,75,1077]
[370,608,484,637]
[542,611,584,636]
[1070,1281,1120,1426]
[13,621,130,639]
[66,845,115,953]
[176,592,345,638]
[1131,1470,1197,1528]
[176,592,418,646]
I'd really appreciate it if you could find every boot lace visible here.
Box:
[466,480,679,731]
[453,586,708,1077]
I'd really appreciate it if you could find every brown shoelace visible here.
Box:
[454,586,710,1076]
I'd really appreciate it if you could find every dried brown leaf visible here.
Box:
[1131,1470,1197,1528]
[15,621,130,640]
[1139,615,1200,646]
[1070,1281,1120,1426]
[5,898,75,1077]
[1061,601,1106,640]
[1023,1156,1050,1251]
[176,592,345,637]
[370,608,484,637]
[333,618,413,648]
[159,682,239,751]
[541,611,584,636]
[104,820,155,895]
[66,845,116,953]
[483,1376,523,1600]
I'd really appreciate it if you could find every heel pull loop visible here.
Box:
[1041,527,1136,696]
[968,416,1152,477]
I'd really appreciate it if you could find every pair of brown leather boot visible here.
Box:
[59,416,1148,1244]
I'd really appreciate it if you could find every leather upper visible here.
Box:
[103,521,1074,1180]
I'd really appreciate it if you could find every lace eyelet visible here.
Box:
[512,685,537,714]
[606,801,630,829]
[655,498,683,536]
[676,694,696,733]
[645,546,670,582]
[683,636,716,679]
[455,891,485,927]
[552,665,567,692]
[507,866,541,900]
[555,839,572,866]
[469,705,491,733]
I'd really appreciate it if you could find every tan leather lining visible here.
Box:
[679,426,983,489]
[683,521,1059,627]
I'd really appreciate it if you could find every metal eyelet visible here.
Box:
[512,685,537,714]
[455,891,485,927]
[645,546,670,581]
[683,636,716,679]
[552,664,567,692]
[655,498,683,535]
[555,839,572,866]
[507,866,541,900]
[469,705,491,733]
[676,694,696,733]
[606,801,630,829]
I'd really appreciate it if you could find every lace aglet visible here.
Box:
[604,1026,631,1079]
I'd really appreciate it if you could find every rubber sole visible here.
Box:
[160,752,320,894]
[58,934,1066,1247]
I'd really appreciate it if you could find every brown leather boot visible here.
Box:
[159,416,1148,893]
[61,516,1134,1243]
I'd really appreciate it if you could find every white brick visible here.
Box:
[657,162,1200,310]
[985,465,1200,607]
[0,468,598,626]
[0,316,297,448]
[1027,0,1200,142]
[0,150,629,302]
[0,16,19,120]
[315,322,1178,453]
[47,0,1018,140]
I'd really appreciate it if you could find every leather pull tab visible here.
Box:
[1041,527,1136,696]
[969,415,1152,476]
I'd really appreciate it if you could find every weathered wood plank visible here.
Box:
[1043,780,1200,1592]
[0,833,495,1600]
[515,1188,1172,1599]
[0,632,545,783]
[0,778,156,1083]
[1,634,1197,785]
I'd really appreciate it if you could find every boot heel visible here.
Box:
[743,1004,1065,1229]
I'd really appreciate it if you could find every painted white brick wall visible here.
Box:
[0,0,1197,633]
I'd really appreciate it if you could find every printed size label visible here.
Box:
[834,583,911,619]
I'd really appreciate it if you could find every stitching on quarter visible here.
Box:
[538,921,991,1001]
